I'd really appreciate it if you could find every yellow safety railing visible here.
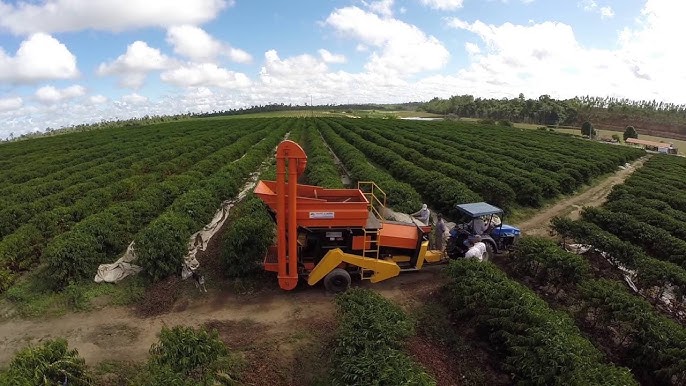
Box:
[357,181,387,222]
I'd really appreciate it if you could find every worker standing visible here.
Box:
[435,214,448,254]
[411,204,430,225]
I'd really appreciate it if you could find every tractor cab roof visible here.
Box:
[455,202,504,218]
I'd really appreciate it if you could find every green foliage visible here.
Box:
[0,224,43,273]
[170,189,220,229]
[72,211,129,256]
[43,231,105,290]
[513,236,589,288]
[149,326,228,374]
[581,206,686,269]
[135,325,240,386]
[135,213,192,282]
[318,120,422,213]
[302,125,344,188]
[1,338,91,386]
[331,288,435,386]
[578,279,686,384]
[612,134,621,142]
[0,119,285,294]
[581,121,596,136]
[551,216,686,310]
[221,196,274,278]
[623,125,638,141]
[444,260,637,386]
[63,281,90,311]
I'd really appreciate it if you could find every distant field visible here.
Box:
[542,127,685,155]
[206,109,442,119]
[495,121,685,155]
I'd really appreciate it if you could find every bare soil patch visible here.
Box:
[87,323,140,348]
[133,276,181,317]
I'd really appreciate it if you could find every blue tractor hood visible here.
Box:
[491,224,521,238]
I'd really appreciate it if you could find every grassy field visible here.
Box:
[509,121,686,155]
[452,117,685,155]
[207,109,443,119]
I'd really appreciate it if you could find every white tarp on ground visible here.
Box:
[94,243,142,283]
[94,191,249,284]
[94,135,286,284]
[565,243,639,292]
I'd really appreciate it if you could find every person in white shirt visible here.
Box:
[411,204,430,225]
[434,214,448,253]
[472,235,487,262]
[464,239,483,262]
[472,216,489,235]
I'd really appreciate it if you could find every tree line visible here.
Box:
[420,94,686,135]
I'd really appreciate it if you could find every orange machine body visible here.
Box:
[254,140,434,291]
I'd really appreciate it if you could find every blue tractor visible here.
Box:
[446,202,521,261]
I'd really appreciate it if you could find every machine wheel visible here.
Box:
[324,268,351,293]
[483,243,494,262]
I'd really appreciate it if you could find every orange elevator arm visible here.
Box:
[275,140,307,290]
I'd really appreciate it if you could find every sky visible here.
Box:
[0,0,684,138]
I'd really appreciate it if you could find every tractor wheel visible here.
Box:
[483,243,494,262]
[324,268,351,293]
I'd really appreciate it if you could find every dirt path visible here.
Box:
[0,267,443,367]
[516,156,649,237]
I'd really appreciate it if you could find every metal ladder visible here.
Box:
[358,181,386,280]
[361,228,380,280]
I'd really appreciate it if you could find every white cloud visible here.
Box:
[166,25,222,62]
[89,95,108,104]
[318,49,346,64]
[260,49,328,82]
[165,25,251,63]
[0,0,231,35]
[419,0,463,11]
[6,0,686,140]
[0,97,22,112]
[444,6,686,103]
[161,63,251,88]
[97,41,173,88]
[599,6,614,19]
[0,33,78,83]
[581,0,598,11]
[580,0,614,19]
[227,47,252,64]
[121,93,148,104]
[35,85,86,104]
[465,42,480,55]
[325,7,449,75]
[365,0,394,17]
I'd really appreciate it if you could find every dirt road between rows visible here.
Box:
[516,156,649,237]
[0,267,444,367]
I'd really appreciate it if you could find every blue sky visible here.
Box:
[0,0,683,138]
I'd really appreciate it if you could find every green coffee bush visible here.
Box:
[135,213,193,282]
[134,325,240,386]
[43,231,105,290]
[1,338,90,386]
[221,197,274,278]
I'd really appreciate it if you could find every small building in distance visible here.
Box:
[626,138,678,154]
